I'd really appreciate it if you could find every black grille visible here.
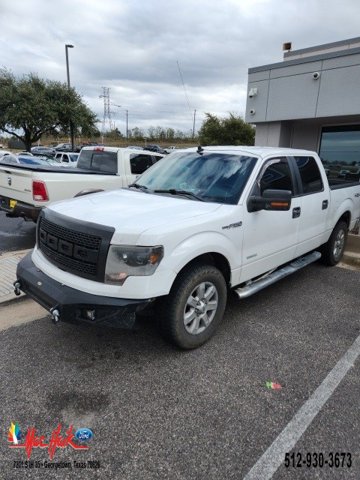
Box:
[37,210,115,282]
[40,218,102,250]
[40,243,97,276]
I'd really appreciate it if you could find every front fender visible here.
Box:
[167,231,240,284]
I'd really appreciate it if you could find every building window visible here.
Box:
[319,126,360,183]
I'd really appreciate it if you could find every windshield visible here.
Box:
[135,152,257,204]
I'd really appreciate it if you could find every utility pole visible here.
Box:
[99,87,112,143]
[192,109,197,139]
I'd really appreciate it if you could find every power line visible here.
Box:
[176,60,192,113]
[111,107,197,116]
[176,60,198,135]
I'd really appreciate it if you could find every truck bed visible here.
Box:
[328,178,360,189]
[0,163,114,175]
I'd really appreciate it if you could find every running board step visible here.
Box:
[235,251,322,299]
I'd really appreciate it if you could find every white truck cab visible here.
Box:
[15,146,360,349]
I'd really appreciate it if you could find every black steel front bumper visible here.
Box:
[16,252,151,328]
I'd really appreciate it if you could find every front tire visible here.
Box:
[159,264,227,349]
[321,220,348,266]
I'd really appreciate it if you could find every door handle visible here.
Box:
[355,193,360,198]
[292,207,301,218]
[322,200,329,209]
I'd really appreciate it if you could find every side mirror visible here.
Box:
[248,189,292,212]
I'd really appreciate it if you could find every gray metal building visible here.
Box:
[245,37,360,181]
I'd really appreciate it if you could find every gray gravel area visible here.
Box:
[0,263,359,479]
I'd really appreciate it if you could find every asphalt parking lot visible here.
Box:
[0,263,359,479]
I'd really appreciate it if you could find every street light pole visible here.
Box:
[65,44,75,151]
[126,109,129,140]
[192,109,197,139]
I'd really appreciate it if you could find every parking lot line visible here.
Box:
[243,332,360,480]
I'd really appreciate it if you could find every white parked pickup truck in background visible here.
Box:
[54,151,80,167]
[0,146,164,221]
[15,147,360,349]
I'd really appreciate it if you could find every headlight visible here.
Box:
[105,245,164,285]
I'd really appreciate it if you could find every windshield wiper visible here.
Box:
[154,188,204,201]
[128,183,149,192]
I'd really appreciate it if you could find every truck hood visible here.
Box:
[49,189,222,244]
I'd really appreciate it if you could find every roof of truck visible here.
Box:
[180,146,316,157]
[81,146,164,156]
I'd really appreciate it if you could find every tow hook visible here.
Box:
[50,307,61,325]
[13,281,22,296]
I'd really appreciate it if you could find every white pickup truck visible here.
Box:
[15,147,360,349]
[0,146,164,221]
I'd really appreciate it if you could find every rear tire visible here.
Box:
[158,264,227,349]
[321,220,348,266]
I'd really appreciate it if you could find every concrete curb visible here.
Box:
[0,249,30,305]
[343,234,360,268]
[347,233,360,252]
[343,251,360,268]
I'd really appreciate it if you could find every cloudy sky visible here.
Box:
[1,0,360,136]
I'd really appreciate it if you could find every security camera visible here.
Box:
[312,72,320,80]
[249,109,256,115]
[248,87,258,98]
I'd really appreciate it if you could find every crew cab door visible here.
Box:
[291,155,329,256]
[240,157,300,282]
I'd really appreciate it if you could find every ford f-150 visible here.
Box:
[15,146,360,349]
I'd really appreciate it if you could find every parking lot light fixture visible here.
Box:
[65,44,75,151]
[65,44,74,88]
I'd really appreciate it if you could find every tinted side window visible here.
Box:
[130,154,153,174]
[295,156,323,194]
[152,155,163,164]
[260,160,293,194]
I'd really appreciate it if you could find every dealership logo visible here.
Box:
[8,423,91,459]
[75,428,93,442]
[8,422,22,444]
